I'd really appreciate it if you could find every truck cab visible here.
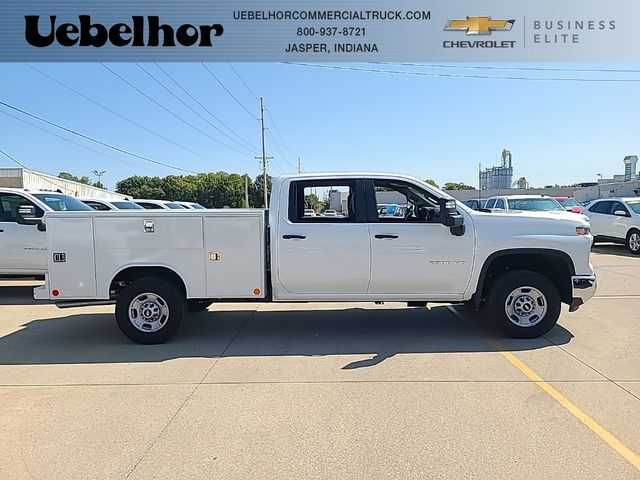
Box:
[0,188,92,276]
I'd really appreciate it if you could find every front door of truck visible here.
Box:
[0,193,47,274]
[276,179,371,295]
[365,179,474,296]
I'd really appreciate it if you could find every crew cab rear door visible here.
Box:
[275,179,370,295]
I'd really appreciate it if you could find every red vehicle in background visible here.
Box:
[554,196,584,213]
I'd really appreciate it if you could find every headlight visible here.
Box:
[576,226,590,235]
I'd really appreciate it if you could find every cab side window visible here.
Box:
[0,194,43,222]
[485,199,496,209]
[373,180,441,223]
[289,180,360,223]
[495,199,506,209]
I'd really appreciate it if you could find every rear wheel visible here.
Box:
[488,270,561,338]
[626,229,640,255]
[115,277,186,344]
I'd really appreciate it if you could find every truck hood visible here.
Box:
[470,209,590,236]
[482,209,589,224]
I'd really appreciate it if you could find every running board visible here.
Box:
[56,300,116,309]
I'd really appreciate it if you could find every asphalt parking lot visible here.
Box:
[0,244,638,479]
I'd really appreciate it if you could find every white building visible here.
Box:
[0,168,126,199]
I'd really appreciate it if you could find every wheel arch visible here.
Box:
[472,249,575,308]
[110,264,188,298]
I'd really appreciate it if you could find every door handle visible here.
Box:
[375,234,398,239]
[282,234,306,240]
[0,229,3,232]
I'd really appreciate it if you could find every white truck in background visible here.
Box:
[0,188,93,276]
[27,173,597,344]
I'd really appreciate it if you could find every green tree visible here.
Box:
[424,179,439,188]
[58,172,91,185]
[443,182,476,191]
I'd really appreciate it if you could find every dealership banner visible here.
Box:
[1,0,639,61]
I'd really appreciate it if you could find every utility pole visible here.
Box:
[244,175,249,208]
[255,97,273,208]
[91,170,106,188]
[297,157,302,174]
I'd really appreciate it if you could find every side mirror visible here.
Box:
[16,204,45,231]
[439,198,465,236]
[614,210,629,217]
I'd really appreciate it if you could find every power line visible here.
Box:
[26,64,236,169]
[101,63,247,163]
[153,63,258,152]
[135,63,256,156]
[375,62,640,74]
[201,63,257,118]
[285,63,640,82]
[0,100,199,174]
[227,63,259,100]
[266,130,295,171]
[0,146,83,195]
[266,110,295,158]
[0,109,147,172]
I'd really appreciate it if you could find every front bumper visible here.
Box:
[569,272,597,312]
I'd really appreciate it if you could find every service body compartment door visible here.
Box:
[204,215,265,298]
[47,217,97,299]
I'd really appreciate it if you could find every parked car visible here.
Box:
[34,172,595,344]
[79,198,144,211]
[303,209,316,217]
[464,199,485,210]
[485,195,570,214]
[133,199,187,210]
[322,209,338,217]
[0,188,93,276]
[175,201,206,210]
[583,197,640,254]
[554,197,584,214]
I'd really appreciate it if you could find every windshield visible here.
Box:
[556,198,582,208]
[191,204,206,209]
[507,198,565,212]
[112,201,144,210]
[626,200,640,214]
[166,202,187,209]
[33,193,93,211]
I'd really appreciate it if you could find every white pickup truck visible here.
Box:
[28,173,597,343]
[0,188,93,276]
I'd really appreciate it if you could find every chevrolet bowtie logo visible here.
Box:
[445,16,515,35]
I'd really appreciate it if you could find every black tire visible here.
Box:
[187,299,213,312]
[115,277,186,344]
[488,270,561,338]
[626,229,640,255]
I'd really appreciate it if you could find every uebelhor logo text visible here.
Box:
[24,15,224,48]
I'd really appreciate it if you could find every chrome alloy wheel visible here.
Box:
[629,232,640,252]
[504,286,547,327]
[128,293,170,333]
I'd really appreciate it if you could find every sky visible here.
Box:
[0,62,639,190]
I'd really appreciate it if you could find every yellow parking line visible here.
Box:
[447,306,640,471]
[498,348,640,471]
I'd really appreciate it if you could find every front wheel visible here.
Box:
[488,270,561,338]
[115,278,186,344]
[627,229,640,255]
